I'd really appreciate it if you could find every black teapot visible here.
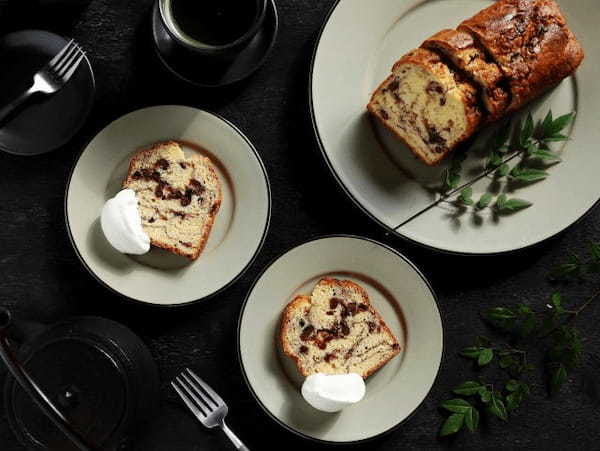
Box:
[0,308,159,450]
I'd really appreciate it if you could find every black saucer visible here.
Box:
[151,0,278,88]
[0,30,95,156]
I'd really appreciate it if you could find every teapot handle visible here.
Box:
[0,308,97,451]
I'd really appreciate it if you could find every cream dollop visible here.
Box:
[100,189,150,255]
[301,373,366,413]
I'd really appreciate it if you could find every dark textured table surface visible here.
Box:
[1,0,599,450]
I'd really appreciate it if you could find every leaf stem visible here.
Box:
[397,151,523,229]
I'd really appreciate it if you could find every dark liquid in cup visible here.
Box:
[170,0,259,46]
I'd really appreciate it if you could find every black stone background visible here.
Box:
[0,0,599,450]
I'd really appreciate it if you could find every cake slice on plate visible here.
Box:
[422,29,509,121]
[367,48,483,166]
[280,277,401,379]
[123,141,221,260]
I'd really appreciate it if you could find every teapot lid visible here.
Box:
[4,316,158,450]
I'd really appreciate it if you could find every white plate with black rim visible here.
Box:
[238,235,443,444]
[65,105,270,306]
[310,0,599,255]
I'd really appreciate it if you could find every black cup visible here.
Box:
[158,0,267,63]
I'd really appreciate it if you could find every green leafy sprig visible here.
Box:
[439,242,599,437]
[550,241,600,279]
[441,110,575,214]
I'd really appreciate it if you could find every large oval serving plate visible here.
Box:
[66,106,270,306]
[310,0,599,255]
[238,235,443,443]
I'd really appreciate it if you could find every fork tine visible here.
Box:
[56,45,82,78]
[181,372,217,411]
[48,39,74,67]
[52,42,79,74]
[176,374,216,416]
[172,379,207,419]
[60,52,85,82]
[186,368,224,407]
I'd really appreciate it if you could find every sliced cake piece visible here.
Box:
[123,141,221,260]
[458,0,584,112]
[422,29,510,121]
[367,48,483,166]
[280,278,401,379]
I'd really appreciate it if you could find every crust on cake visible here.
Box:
[458,0,584,112]
[422,29,510,120]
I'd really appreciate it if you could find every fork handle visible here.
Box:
[221,421,249,451]
[0,86,35,124]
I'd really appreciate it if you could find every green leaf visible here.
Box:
[488,151,503,169]
[544,134,569,142]
[458,187,474,206]
[499,355,515,369]
[464,407,480,433]
[531,148,561,161]
[590,242,600,262]
[552,263,579,279]
[520,112,534,146]
[551,292,565,314]
[499,198,533,212]
[496,193,507,210]
[461,346,482,359]
[453,381,485,396]
[441,398,472,413]
[497,163,510,177]
[478,348,494,366]
[477,193,494,209]
[509,167,548,183]
[550,252,583,279]
[546,112,575,137]
[440,413,465,436]
[550,365,568,393]
[506,379,520,392]
[443,168,461,191]
[506,392,519,411]
[526,142,538,156]
[486,307,516,320]
[541,110,553,136]
[480,388,492,403]
[488,393,508,421]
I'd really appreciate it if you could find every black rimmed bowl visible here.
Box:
[65,105,270,307]
[151,0,278,88]
[0,30,94,156]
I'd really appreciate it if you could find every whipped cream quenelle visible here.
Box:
[100,189,150,255]
[301,373,366,413]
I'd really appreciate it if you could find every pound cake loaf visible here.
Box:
[459,0,584,111]
[367,48,483,166]
[280,278,401,379]
[459,0,584,113]
[422,29,510,121]
[123,141,221,260]
[368,0,584,165]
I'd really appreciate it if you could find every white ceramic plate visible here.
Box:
[238,235,442,443]
[66,105,270,306]
[311,0,599,255]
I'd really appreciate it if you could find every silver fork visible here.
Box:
[172,368,249,451]
[0,39,86,123]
